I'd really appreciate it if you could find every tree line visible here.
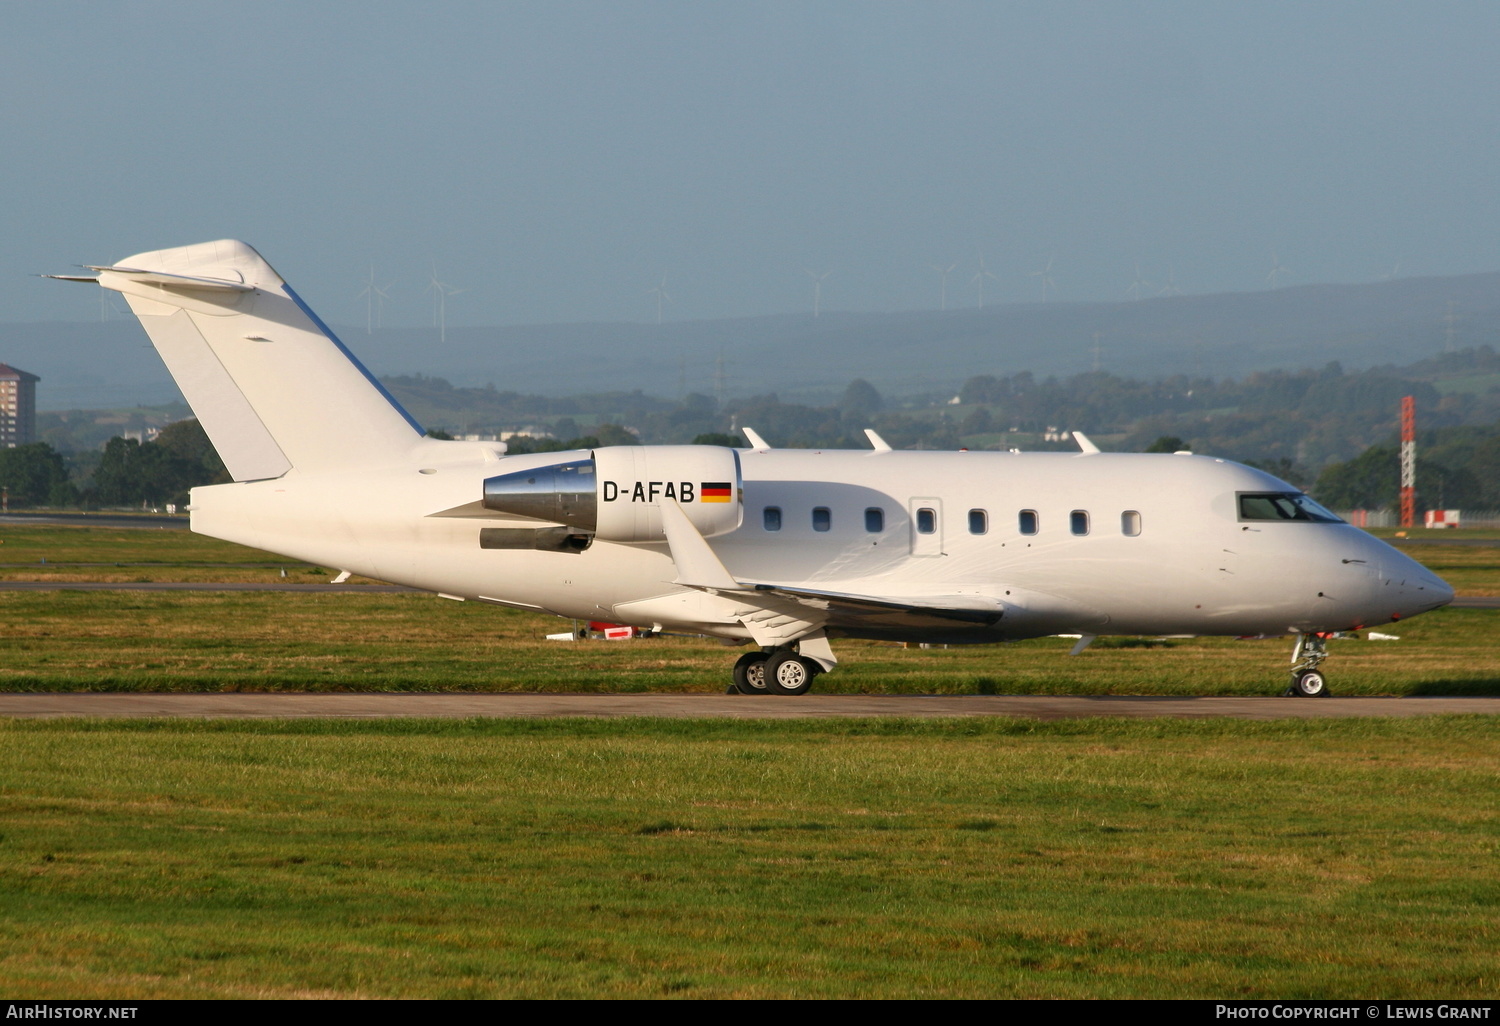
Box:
[8,346,1498,514]
[0,420,226,509]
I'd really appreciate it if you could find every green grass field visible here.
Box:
[1,590,1497,696]
[2,717,1497,999]
[2,522,1497,696]
[2,523,1497,998]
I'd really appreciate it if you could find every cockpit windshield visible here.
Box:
[1238,492,1344,523]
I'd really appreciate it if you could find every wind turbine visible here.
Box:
[970,255,998,309]
[1442,300,1460,354]
[932,261,957,311]
[1265,250,1291,288]
[1156,266,1182,297]
[426,265,464,343]
[647,273,672,324]
[1030,256,1058,301]
[804,269,832,318]
[1125,259,1152,301]
[356,265,392,335]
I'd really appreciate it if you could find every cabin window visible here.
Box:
[1070,510,1090,536]
[916,508,936,534]
[812,507,832,532]
[968,509,988,535]
[1121,510,1142,536]
[865,507,884,533]
[1019,510,1038,535]
[763,506,782,532]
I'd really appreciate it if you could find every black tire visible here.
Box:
[1289,669,1328,697]
[764,650,818,696]
[732,651,771,695]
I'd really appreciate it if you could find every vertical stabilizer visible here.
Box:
[92,240,424,479]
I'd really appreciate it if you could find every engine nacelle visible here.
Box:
[482,445,742,543]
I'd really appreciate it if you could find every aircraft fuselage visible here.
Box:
[187,443,1450,644]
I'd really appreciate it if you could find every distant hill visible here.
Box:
[8,271,1499,409]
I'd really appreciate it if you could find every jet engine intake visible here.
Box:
[482,445,742,543]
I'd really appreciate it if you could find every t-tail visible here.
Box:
[51,240,427,479]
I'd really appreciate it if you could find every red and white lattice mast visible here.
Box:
[1400,395,1416,528]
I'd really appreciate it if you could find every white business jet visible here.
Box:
[51,241,1453,697]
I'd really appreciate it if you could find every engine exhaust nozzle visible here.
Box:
[482,458,598,531]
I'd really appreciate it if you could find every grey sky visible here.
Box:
[6,1,1500,328]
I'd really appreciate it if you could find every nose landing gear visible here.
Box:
[1284,633,1332,697]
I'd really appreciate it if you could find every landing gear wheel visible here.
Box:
[1288,669,1328,697]
[764,650,818,696]
[732,651,772,695]
[1284,633,1333,697]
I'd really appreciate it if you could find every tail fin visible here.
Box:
[87,240,424,480]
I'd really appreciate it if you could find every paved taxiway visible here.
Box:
[2,693,1496,720]
[0,512,186,529]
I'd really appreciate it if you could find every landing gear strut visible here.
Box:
[1284,633,1332,697]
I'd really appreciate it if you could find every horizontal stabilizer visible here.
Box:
[84,265,255,292]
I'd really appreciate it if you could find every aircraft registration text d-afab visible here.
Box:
[52,240,1454,696]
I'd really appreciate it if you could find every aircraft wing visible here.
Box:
[734,583,1006,631]
[656,496,1004,636]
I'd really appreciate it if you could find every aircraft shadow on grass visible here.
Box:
[1404,678,1500,696]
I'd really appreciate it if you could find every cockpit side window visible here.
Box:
[1237,492,1343,523]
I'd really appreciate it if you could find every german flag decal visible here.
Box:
[700,482,733,503]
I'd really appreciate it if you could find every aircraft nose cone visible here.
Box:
[1387,561,1455,619]
[1424,572,1456,609]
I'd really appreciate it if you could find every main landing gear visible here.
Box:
[730,647,822,696]
[1284,632,1332,697]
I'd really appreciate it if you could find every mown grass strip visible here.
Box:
[3,589,1496,695]
[0,716,1495,998]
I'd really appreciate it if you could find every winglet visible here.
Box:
[741,427,771,450]
[658,499,741,591]
[864,428,893,452]
[1072,431,1100,454]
